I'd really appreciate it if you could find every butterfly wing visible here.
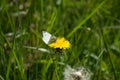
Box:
[42,31,52,44]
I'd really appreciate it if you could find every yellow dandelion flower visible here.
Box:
[49,37,71,49]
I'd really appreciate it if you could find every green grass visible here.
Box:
[0,0,120,80]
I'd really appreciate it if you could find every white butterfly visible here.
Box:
[42,31,57,44]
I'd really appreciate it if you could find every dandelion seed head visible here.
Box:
[63,65,92,80]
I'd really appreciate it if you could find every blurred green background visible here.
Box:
[0,0,120,80]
